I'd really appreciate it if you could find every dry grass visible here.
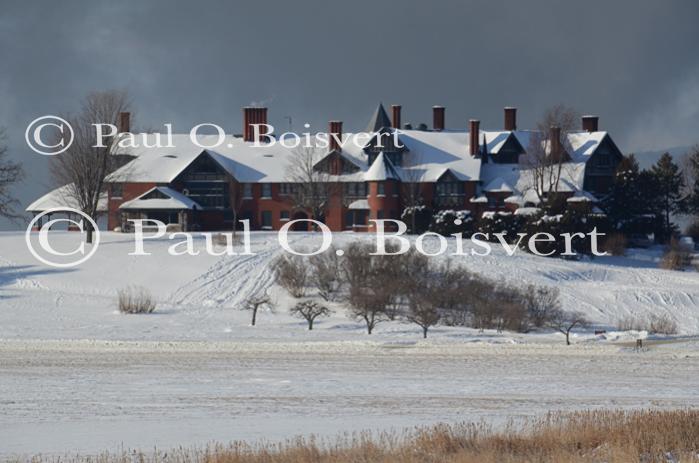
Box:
[117,285,156,314]
[602,233,628,256]
[20,409,699,462]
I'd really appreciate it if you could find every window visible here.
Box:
[279,183,294,195]
[243,183,253,198]
[377,210,384,220]
[344,211,353,228]
[261,183,272,198]
[377,183,385,196]
[261,210,272,228]
[185,183,228,209]
[344,182,367,197]
[111,184,123,198]
[280,210,290,221]
[436,179,464,196]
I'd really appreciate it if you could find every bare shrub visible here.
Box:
[309,248,342,301]
[660,239,691,270]
[616,315,647,331]
[290,300,330,330]
[525,285,561,328]
[602,233,627,256]
[273,254,308,298]
[649,313,678,335]
[117,286,156,314]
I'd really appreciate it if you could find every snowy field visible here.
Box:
[1,231,699,457]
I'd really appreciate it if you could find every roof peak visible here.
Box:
[366,103,391,132]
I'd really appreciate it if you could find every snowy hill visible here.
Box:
[1,231,698,340]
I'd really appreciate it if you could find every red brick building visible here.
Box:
[27,104,623,232]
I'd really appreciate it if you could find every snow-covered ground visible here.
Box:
[1,231,698,339]
[1,231,698,458]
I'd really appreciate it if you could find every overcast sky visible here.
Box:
[1,0,698,229]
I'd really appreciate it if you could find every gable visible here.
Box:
[491,133,524,164]
[175,151,229,182]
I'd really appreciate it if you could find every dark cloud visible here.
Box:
[1,0,698,229]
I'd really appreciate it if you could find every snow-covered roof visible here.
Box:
[504,195,524,205]
[514,207,541,216]
[565,131,608,162]
[347,199,369,210]
[479,162,587,202]
[365,152,400,181]
[395,130,482,182]
[107,127,485,185]
[107,133,373,184]
[26,184,108,213]
[119,187,202,210]
[566,190,599,203]
[484,177,514,192]
[482,131,512,154]
[470,196,488,203]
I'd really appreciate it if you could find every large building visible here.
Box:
[27,104,624,232]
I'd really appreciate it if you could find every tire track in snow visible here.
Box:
[168,234,310,310]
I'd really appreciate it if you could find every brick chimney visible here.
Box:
[469,119,480,156]
[391,105,402,129]
[433,106,445,131]
[243,106,268,142]
[329,121,343,152]
[582,115,599,132]
[504,107,517,131]
[550,126,562,160]
[119,112,130,133]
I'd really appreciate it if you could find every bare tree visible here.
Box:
[0,129,24,220]
[342,242,391,333]
[286,145,330,223]
[51,90,131,242]
[290,300,330,330]
[548,309,589,345]
[406,293,440,339]
[348,287,390,335]
[522,105,578,206]
[243,293,273,326]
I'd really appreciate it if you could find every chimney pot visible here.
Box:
[433,106,445,131]
[582,115,599,132]
[391,105,402,129]
[329,120,343,152]
[119,112,130,133]
[550,126,562,160]
[243,106,268,142]
[504,107,517,131]
[469,119,480,156]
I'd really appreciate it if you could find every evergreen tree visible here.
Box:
[650,153,684,240]
[686,146,699,215]
[605,155,639,221]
